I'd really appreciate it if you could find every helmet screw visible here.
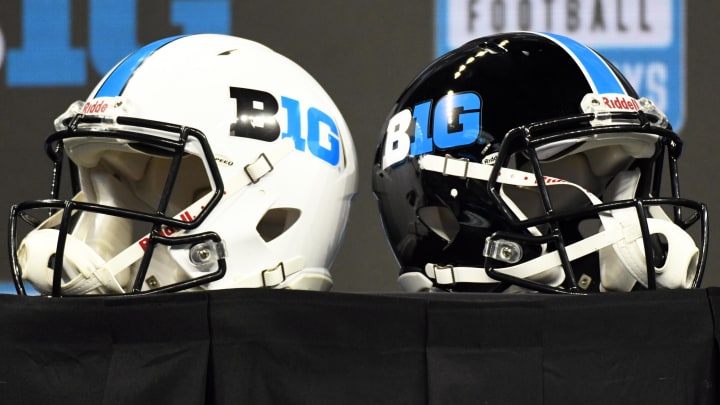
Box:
[190,243,213,264]
[198,249,210,260]
[196,247,210,262]
[146,276,159,289]
[189,241,226,268]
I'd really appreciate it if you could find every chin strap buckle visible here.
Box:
[262,262,286,287]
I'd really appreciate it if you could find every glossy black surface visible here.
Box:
[372,32,706,293]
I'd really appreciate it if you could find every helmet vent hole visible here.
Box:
[256,208,301,242]
[650,234,669,268]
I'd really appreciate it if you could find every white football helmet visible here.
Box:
[10,34,358,296]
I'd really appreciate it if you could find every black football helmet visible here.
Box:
[372,32,707,294]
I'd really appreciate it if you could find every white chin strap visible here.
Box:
[598,170,698,291]
[18,227,127,295]
[16,190,136,295]
[416,154,699,292]
[18,138,307,295]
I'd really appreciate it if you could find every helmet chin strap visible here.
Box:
[598,170,698,291]
[16,195,130,295]
[18,228,126,295]
[417,154,699,292]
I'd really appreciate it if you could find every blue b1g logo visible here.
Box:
[6,0,231,87]
[382,91,481,169]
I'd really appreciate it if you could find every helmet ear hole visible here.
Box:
[256,208,301,242]
[418,206,459,244]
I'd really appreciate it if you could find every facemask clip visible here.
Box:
[484,238,523,264]
[189,240,227,271]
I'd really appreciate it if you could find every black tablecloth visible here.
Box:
[0,288,717,404]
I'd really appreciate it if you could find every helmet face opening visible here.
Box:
[66,135,214,222]
[10,117,226,296]
[373,32,707,294]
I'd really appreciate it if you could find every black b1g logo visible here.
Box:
[229,87,280,141]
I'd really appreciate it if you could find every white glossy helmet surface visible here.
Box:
[11,34,357,295]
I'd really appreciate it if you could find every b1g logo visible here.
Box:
[230,87,341,166]
[382,91,482,169]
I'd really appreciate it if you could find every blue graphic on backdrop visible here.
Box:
[6,0,231,87]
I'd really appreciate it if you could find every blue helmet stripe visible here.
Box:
[540,32,626,95]
[95,35,185,97]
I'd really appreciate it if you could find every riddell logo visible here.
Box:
[602,95,640,111]
[82,100,109,114]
